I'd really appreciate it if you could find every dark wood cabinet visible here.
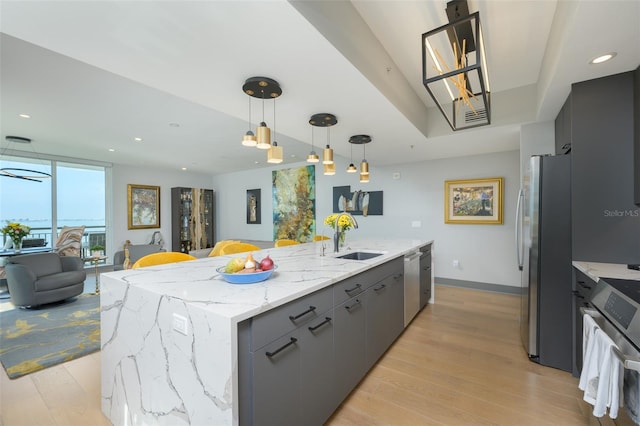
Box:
[170,187,214,253]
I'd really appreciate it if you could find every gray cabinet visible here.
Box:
[365,271,404,369]
[571,268,597,377]
[419,245,432,309]
[239,257,405,425]
[570,71,640,264]
[554,94,572,155]
[333,296,367,401]
[252,331,301,426]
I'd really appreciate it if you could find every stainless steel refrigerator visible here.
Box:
[515,155,572,372]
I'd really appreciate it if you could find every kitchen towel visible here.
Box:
[579,326,623,418]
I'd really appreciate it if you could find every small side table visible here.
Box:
[83,256,107,294]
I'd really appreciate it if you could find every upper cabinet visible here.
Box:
[555,93,572,155]
[569,71,640,264]
[171,187,215,253]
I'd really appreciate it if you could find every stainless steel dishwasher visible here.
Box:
[404,250,421,326]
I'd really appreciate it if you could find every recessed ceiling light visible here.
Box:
[254,161,259,164]
[181,167,187,171]
[108,148,115,152]
[18,113,31,119]
[169,123,180,128]
[134,137,143,142]
[590,52,617,64]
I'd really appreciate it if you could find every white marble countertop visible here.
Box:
[573,261,640,283]
[102,238,431,324]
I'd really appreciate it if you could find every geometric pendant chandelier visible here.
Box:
[422,0,490,131]
[0,136,52,182]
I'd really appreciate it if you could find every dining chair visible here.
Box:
[132,252,196,269]
[218,243,261,256]
[208,240,240,257]
[274,239,299,247]
[313,235,330,241]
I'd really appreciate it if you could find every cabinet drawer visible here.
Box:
[574,269,596,299]
[251,285,333,351]
[420,244,432,256]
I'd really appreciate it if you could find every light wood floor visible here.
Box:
[0,285,613,425]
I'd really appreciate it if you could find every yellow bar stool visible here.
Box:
[132,252,197,269]
[274,239,300,247]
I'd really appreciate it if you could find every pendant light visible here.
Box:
[323,126,334,165]
[309,113,337,165]
[348,134,371,182]
[323,163,336,176]
[0,136,53,182]
[241,77,281,150]
[306,126,319,163]
[241,95,257,147]
[346,139,357,173]
[267,98,283,164]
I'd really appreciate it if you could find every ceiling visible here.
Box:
[1,1,639,175]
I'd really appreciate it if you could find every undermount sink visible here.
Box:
[336,251,383,261]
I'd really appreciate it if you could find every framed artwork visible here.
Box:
[272,165,316,242]
[444,177,503,224]
[127,184,161,229]
[332,185,383,216]
[247,189,261,224]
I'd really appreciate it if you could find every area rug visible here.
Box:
[0,294,100,379]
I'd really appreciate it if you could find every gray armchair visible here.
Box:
[5,252,86,307]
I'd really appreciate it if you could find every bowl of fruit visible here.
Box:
[216,254,277,284]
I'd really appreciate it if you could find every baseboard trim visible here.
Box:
[435,277,520,295]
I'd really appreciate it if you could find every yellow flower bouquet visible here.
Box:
[1,222,31,250]
[324,213,355,232]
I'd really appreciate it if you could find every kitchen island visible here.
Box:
[100,238,432,425]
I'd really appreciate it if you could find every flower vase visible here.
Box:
[339,232,346,248]
[13,239,22,253]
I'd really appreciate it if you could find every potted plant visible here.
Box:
[90,244,105,257]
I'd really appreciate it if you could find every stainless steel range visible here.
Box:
[586,277,640,424]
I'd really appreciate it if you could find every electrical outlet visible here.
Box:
[172,313,188,335]
[393,172,401,180]
[411,220,421,228]
[453,260,460,269]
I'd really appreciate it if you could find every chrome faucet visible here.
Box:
[334,212,358,253]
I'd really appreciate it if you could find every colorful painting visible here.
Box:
[444,177,503,224]
[272,166,316,242]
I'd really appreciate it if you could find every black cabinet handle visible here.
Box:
[345,299,362,311]
[266,337,297,358]
[423,266,431,271]
[289,306,316,321]
[344,283,362,295]
[373,284,387,293]
[577,280,592,290]
[308,317,332,332]
[572,290,585,299]
[393,273,403,280]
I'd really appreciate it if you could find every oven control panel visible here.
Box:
[604,292,637,329]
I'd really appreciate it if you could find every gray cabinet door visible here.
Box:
[366,271,404,368]
[387,270,405,341]
[299,312,336,425]
[333,296,366,401]
[420,253,432,309]
[252,331,301,426]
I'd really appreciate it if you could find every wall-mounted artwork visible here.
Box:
[444,177,504,224]
[272,166,316,242]
[247,189,261,224]
[127,184,160,229]
[332,185,383,216]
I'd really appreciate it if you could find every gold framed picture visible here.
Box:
[127,184,160,229]
[444,177,503,224]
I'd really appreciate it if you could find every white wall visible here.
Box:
[212,150,522,288]
[111,164,213,252]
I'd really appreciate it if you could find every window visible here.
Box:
[0,154,108,256]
